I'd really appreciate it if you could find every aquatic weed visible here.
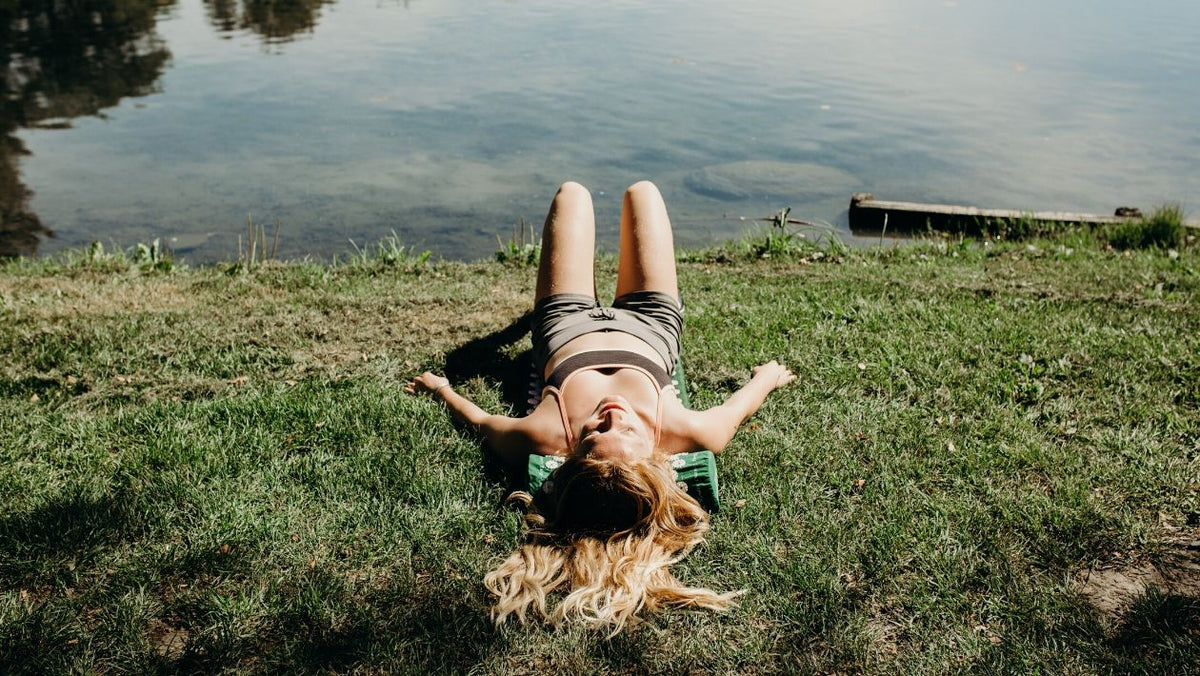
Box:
[236,214,280,272]
[348,230,432,269]
[495,217,540,266]
[1106,204,1187,251]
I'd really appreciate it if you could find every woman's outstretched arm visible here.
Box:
[406,372,528,465]
[688,361,796,453]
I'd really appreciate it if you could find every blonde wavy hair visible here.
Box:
[483,455,742,634]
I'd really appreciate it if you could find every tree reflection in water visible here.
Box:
[205,0,334,45]
[0,0,175,257]
[0,0,336,258]
[0,135,50,258]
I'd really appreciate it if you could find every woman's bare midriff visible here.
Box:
[543,330,670,379]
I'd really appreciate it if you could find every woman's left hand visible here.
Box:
[405,372,451,396]
[752,360,797,390]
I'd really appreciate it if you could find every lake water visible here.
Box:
[4,0,1198,261]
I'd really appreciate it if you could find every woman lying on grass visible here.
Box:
[407,180,795,633]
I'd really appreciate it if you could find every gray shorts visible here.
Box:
[531,291,683,374]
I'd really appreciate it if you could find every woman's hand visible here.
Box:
[403,372,527,465]
[405,372,451,397]
[690,360,797,452]
[752,360,797,390]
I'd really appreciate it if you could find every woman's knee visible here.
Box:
[624,180,661,202]
[556,181,591,202]
[543,181,595,243]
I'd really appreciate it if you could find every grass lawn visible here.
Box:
[1,224,1197,673]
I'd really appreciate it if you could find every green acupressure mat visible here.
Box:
[526,360,721,512]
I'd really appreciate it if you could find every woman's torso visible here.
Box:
[529,332,692,456]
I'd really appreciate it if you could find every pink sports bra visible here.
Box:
[542,350,674,448]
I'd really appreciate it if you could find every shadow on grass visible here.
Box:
[586,627,666,671]
[1099,589,1200,673]
[0,375,88,400]
[0,489,146,584]
[443,311,534,488]
[171,574,499,673]
[443,310,533,413]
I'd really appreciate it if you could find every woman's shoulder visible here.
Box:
[657,403,717,455]
[513,400,570,456]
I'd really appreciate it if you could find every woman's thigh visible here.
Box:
[616,180,678,300]
[536,181,596,303]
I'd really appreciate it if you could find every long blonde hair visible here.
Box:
[483,455,742,634]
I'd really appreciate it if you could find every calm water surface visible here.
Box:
[4,0,1198,261]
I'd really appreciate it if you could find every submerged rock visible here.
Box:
[684,161,858,202]
[165,232,216,254]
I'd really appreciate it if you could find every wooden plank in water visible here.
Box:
[848,193,1199,235]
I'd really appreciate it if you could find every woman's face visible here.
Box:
[575,395,653,462]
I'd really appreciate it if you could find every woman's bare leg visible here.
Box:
[535,181,596,303]
[616,180,679,299]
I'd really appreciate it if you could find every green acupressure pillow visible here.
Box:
[526,451,720,513]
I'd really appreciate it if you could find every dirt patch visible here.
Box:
[147,618,190,660]
[1075,532,1200,619]
[865,613,903,659]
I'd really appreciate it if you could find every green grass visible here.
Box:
[1,225,1197,673]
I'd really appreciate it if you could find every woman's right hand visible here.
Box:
[405,372,451,396]
[752,360,797,390]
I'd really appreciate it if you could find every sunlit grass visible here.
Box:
[1,227,1197,672]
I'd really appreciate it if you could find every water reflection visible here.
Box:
[0,136,51,258]
[0,0,176,257]
[0,0,337,257]
[7,1,1199,261]
[204,0,334,45]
